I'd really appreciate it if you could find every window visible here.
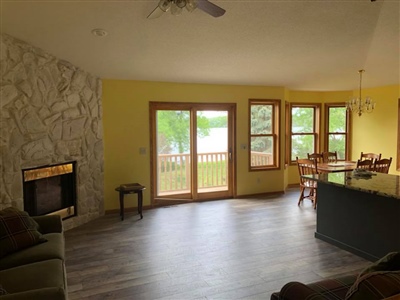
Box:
[249,99,280,170]
[290,104,321,162]
[325,103,350,160]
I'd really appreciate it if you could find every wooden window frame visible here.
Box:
[324,103,351,161]
[289,103,321,164]
[248,99,281,171]
[285,101,290,167]
[397,99,400,171]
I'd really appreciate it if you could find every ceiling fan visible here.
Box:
[147,0,225,19]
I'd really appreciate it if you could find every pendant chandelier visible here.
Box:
[346,69,375,117]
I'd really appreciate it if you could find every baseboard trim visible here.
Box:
[315,232,378,262]
[287,183,299,189]
[236,190,284,199]
[105,205,152,215]
[105,189,297,214]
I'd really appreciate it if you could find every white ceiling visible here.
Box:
[1,0,399,91]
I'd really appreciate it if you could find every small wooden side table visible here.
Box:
[115,183,145,220]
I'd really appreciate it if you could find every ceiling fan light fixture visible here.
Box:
[158,0,171,12]
[175,0,187,9]
[171,2,183,15]
[171,0,184,15]
[147,0,224,18]
[186,0,197,12]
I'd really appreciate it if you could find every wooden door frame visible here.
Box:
[397,98,400,171]
[149,102,237,206]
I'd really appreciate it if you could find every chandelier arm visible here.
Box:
[359,69,363,104]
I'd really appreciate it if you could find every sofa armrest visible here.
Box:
[277,282,326,300]
[0,287,66,300]
[384,293,400,300]
[32,215,63,234]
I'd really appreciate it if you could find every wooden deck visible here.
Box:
[65,188,370,299]
[159,185,228,196]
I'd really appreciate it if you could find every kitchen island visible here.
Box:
[304,171,400,261]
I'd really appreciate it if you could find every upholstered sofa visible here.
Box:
[0,208,67,299]
[271,252,400,300]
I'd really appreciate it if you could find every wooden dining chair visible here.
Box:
[360,152,381,162]
[307,153,323,163]
[322,151,337,163]
[373,157,392,173]
[296,157,318,209]
[356,159,373,170]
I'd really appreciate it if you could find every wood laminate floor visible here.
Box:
[65,189,370,300]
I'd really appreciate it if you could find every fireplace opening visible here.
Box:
[22,161,77,220]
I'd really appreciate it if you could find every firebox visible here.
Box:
[22,161,77,220]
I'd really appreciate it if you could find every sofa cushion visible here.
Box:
[0,232,64,270]
[0,207,47,259]
[271,274,357,300]
[345,271,400,300]
[0,259,67,297]
[32,215,63,234]
[0,287,66,300]
[274,281,326,300]
[359,252,400,277]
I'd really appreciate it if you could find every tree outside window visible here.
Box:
[325,104,350,160]
[249,99,280,170]
[290,104,321,162]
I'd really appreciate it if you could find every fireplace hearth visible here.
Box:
[22,161,77,220]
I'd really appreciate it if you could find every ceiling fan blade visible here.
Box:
[196,0,225,17]
[147,6,165,19]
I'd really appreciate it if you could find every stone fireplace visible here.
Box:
[1,34,104,230]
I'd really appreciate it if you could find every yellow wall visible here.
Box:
[103,80,287,211]
[351,85,400,174]
[103,80,400,210]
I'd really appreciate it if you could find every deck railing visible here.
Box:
[250,151,273,167]
[157,153,191,193]
[157,151,272,193]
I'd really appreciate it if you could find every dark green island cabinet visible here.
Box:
[304,172,400,261]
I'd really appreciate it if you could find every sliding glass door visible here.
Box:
[196,110,229,194]
[150,102,236,204]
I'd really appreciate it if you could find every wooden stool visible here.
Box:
[115,183,145,220]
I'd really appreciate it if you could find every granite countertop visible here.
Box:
[303,172,400,199]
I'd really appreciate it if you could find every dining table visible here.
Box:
[317,161,357,173]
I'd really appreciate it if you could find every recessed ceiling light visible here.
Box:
[91,29,108,37]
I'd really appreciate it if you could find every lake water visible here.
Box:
[197,128,227,153]
[171,128,228,154]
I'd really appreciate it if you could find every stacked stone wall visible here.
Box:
[0,34,104,230]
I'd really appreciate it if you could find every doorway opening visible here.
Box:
[150,102,236,205]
